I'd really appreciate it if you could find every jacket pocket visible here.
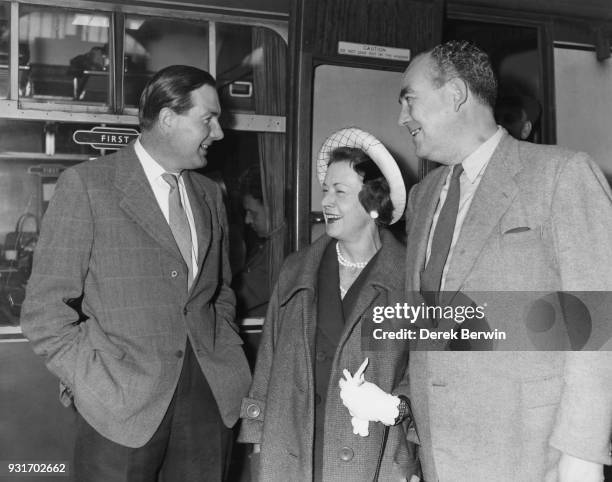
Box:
[521,374,563,409]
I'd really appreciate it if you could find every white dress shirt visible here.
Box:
[425,127,504,289]
[134,139,199,277]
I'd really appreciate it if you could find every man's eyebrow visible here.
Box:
[398,87,412,102]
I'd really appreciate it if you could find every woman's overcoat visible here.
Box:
[239,230,415,481]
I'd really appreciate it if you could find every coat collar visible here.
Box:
[278,229,405,306]
[339,230,405,350]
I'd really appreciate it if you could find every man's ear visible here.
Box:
[157,107,175,133]
[520,120,533,140]
[447,77,468,111]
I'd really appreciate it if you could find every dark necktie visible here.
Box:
[421,163,464,303]
[162,173,193,289]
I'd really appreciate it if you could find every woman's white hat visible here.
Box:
[317,127,406,224]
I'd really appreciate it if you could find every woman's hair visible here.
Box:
[328,147,393,225]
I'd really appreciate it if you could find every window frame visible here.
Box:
[1,0,287,133]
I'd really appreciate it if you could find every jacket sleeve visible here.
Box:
[211,184,238,341]
[20,168,93,391]
[237,270,284,444]
[548,153,612,465]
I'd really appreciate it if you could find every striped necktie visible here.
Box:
[162,173,193,289]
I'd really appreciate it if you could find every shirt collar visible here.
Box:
[134,138,169,186]
[459,126,504,183]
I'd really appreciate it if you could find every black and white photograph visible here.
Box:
[0,0,611,481]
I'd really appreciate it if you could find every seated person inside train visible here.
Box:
[68,45,108,100]
[494,93,541,142]
[232,165,271,318]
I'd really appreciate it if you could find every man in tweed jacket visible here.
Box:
[21,66,251,482]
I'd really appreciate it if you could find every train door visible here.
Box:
[287,0,445,249]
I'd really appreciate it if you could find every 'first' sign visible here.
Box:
[73,126,140,151]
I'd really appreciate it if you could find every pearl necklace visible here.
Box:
[336,242,368,269]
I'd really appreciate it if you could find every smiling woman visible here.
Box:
[238,127,416,482]
[322,147,392,298]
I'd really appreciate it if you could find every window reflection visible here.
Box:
[123,16,209,107]
[18,6,109,103]
[0,119,82,326]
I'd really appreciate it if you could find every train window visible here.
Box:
[444,19,543,143]
[216,24,286,115]
[18,5,110,105]
[123,15,209,108]
[0,7,287,335]
[554,45,612,186]
[0,119,83,327]
[0,2,9,98]
[216,23,254,112]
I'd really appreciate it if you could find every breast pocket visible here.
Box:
[499,202,541,241]
[521,374,563,409]
[502,226,541,246]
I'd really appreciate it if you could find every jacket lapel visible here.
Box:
[115,145,182,262]
[406,166,449,292]
[442,134,521,296]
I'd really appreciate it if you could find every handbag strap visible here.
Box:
[373,425,390,482]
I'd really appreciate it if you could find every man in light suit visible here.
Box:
[395,41,612,481]
[21,65,251,481]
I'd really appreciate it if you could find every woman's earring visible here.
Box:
[369,210,379,219]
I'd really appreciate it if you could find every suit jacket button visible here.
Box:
[314,393,322,405]
[171,270,178,278]
[175,350,184,358]
[316,351,326,362]
[338,446,354,461]
[183,308,188,315]
[246,403,260,419]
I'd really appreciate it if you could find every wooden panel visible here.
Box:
[309,0,443,57]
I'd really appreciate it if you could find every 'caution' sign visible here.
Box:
[73,126,140,151]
